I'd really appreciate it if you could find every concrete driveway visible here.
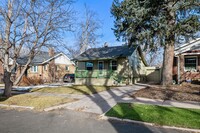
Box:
[63,85,144,114]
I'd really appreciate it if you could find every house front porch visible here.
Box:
[75,70,131,86]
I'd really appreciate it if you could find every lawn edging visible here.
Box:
[0,104,34,110]
[100,115,200,133]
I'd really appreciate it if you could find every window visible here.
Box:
[44,64,47,71]
[86,62,93,70]
[31,66,38,73]
[184,57,197,71]
[110,60,117,70]
[66,66,69,71]
[98,61,104,70]
[55,65,60,71]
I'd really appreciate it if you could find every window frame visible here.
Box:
[86,62,93,71]
[65,65,70,71]
[98,61,104,70]
[110,60,117,71]
[31,65,38,73]
[184,56,198,71]
[44,64,47,71]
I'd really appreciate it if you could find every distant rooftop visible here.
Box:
[17,51,61,65]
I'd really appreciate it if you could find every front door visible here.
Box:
[98,61,104,70]
[98,61,104,76]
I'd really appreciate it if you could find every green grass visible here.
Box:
[0,94,76,110]
[31,85,111,95]
[106,103,200,129]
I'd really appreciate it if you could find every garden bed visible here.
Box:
[133,83,200,102]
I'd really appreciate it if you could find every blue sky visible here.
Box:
[65,0,122,47]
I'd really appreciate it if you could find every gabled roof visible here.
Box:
[17,51,73,65]
[175,38,200,55]
[73,45,137,61]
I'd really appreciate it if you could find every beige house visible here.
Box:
[73,45,147,86]
[16,50,75,83]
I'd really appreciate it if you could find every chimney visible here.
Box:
[49,47,55,57]
[104,42,108,48]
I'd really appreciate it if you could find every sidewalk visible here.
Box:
[62,85,200,114]
[121,97,200,109]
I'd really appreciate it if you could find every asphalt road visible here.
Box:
[0,109,191,133]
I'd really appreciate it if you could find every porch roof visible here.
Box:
[175,38,200,55]
[73,45,137,61]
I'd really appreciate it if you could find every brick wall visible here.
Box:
[24,63,75,83]
[180,55,200,82]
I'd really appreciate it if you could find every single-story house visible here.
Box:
[15,49,75,82]
[73,45,148,86]
[173,38,200,84]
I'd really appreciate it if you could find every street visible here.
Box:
[0,109,190,133]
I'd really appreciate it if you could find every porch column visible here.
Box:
[179,55,185,82]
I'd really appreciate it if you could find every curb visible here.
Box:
[100,115,200,133]
[0,104,34,110]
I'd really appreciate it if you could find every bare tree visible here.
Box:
[143,48,163,67]
[0,0,74,97]
[66,5,102,58]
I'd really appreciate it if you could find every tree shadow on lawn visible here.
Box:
[65,76,162,133]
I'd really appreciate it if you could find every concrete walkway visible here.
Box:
[59,85,199,114]
[5,83,199,114]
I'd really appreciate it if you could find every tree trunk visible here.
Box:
[162,43,174,85]
[3,70,13,97]
[14,64,29,85]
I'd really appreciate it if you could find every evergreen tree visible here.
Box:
[111,0,200,85]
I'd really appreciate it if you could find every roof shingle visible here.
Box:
[74,45,137,61]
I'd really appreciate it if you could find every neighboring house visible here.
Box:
[73,45,148,86]
[15,49,75,83]
[173,38,200,84]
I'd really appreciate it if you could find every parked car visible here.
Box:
[63,74,75,83]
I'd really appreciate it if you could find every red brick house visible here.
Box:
[173,38,200,84]
[0,49,75,83]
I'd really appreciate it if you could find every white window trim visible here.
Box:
[98,61,104,70]
[184,56,198,72]
[31,66,38,73]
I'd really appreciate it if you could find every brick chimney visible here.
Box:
[104,42,108,48]
[48,47,55,82]
[49,48,55,57]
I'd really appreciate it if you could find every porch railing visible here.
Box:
[75,70,117,78]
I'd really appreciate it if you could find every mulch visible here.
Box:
[132,83,200,102]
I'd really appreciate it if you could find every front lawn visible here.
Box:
[31,85,111,95]
[0,94,76,110]
[106,103,200,129]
